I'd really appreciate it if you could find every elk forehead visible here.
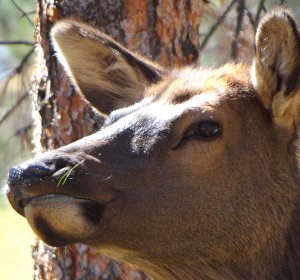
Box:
[150,64,251,105]
[105,64,253,137]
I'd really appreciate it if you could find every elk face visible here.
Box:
[6,8,300,278]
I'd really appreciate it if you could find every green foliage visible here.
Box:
[57,160,85,189]
[0,0,34,62]
[0,0,34,191]
[0,2,35,277]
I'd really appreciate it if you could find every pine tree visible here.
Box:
[32,1,203,278]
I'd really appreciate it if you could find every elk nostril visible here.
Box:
[8,166,24,185]
[25,164,54,177]
[8,163,55,186]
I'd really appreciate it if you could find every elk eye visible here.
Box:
[194,121,221,139]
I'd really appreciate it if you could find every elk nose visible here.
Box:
[8,163,54,186]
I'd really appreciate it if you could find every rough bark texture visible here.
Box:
[32,0,204,279]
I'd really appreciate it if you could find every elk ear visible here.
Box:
[51,20,164,115]
[251,8,300,131]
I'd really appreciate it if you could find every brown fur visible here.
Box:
[51,20,164,114]
[251,7,300,131]
[6,7,300,280]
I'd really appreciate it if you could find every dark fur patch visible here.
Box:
[284,64,300,97]
[105,40,162,83]
[283,12,300,96]
[171,91,193,104]
[285,12,300,46]
[80,201,105,225]
[81,84,129,114]
[34,215,68,247]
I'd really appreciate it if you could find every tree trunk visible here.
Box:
[32,0,204,279]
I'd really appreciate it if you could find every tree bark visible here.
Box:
[32,0,204,279]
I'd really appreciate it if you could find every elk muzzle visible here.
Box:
[6,155,113,246]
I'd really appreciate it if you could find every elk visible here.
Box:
[6,7,300,280]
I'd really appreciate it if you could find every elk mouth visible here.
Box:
[7,163,114,219]
[20,194,106,225]
[7,161,115,246]
[19,194,107,247]
[6,180,111,246]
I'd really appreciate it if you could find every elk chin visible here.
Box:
[24,195,105,247]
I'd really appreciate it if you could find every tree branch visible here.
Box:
[15,122,33,137]
[0,48,34,102]
[0,92,29,126]
[0,40,34,46]
[255,0,266,27]
[21,10,36,17]
[15,48,34,74]
[199,0,238,52]
[15,121,34,150]
[245,7,256,31]
[11,0,34,26]
[231,0,245,59]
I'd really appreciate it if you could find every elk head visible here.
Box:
[6,7,300,279]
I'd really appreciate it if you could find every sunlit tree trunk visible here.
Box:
[32,0,204,278]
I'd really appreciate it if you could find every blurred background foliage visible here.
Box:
[0,0,299,279]
[0,1,35,279]
[0,0,34,191]
[200,0,300,66]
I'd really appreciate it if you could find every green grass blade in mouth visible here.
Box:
[57,160,84,189]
